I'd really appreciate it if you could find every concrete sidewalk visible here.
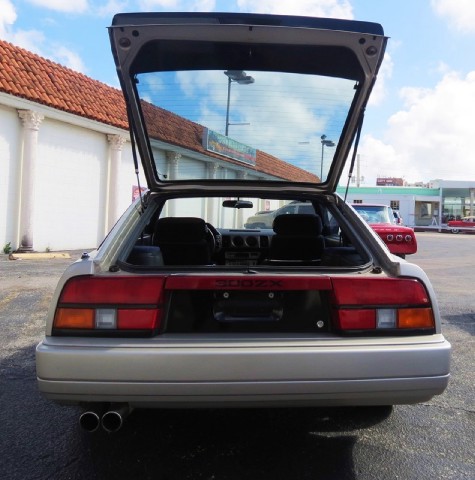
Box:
[1,249,91,262]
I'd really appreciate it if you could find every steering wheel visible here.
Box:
[205,222,222,253]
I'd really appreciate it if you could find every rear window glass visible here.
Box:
[136,69,357,184]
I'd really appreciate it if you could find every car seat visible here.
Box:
[266,214,325,264]
[153,217,214,265]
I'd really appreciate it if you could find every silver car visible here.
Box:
[36,12,450,433]
[244,202,316,229]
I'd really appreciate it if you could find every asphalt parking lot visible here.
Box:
[0,232,473,480]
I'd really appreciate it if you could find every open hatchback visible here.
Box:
[36,12,450,432]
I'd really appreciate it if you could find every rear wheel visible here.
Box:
[450,228,460,234]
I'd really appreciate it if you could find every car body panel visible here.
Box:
[37,334,450,406]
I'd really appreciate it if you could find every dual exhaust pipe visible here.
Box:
[79,404,132,433]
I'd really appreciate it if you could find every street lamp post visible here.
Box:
[320,134,335,181]
[224,70,254,136]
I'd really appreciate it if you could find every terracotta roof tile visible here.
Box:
[0,39,318,182]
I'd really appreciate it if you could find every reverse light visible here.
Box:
[96,309,116,329]
[376,309,396,329]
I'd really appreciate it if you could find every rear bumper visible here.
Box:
[36,335,451,407]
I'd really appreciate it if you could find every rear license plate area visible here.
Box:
[213,291,283,322]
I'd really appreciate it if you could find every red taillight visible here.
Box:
[53,276,166,335]
[331,277,435,332]
[59,276,165,304]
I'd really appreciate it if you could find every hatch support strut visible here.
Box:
[344,110,365,202]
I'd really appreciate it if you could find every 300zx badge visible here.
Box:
[215,279,284,288]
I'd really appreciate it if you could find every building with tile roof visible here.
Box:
[3,39,472,251]
[0,39,316,251]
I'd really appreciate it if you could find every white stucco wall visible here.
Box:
[0,93,141,252]
[34,119,108,250]
[0,104,22,250]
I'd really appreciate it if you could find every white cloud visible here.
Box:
[368,52,393,107]
[54,45,87,73]
[9,29,46,54]
[0,0,48,54]
[0,0,87,73]
[26,0,89,13]
[138,0,179,8]
[431,0,475,34]
[0,0,17,38]
[356,70,475,184]
[138,0,216,10]
[96,0,129,17]
[236,0,353,18]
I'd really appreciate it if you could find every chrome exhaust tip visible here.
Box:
[101,404,132,433]
[79,410,101,433]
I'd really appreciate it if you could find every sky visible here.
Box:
[1,0,475,186]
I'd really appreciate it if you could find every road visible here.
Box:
[0,233,473,480]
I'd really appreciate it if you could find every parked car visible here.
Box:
[244,202,316,229]
[36,12,450,433]
[447,215,475,233]
[352,204,417,258]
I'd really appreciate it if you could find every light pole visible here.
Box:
[320,134,335,181]
[224,70,254,136]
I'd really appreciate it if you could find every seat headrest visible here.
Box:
[272,214,323,236]
[154,217,208,243]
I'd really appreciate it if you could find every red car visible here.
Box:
[352,204,417,258]
[447,216,475,233]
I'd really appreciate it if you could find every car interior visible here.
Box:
[120,195,370,270]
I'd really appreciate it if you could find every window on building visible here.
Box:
[390,200,400,210]
[420,202,433,218]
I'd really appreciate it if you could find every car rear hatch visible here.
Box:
[108,12,387,194]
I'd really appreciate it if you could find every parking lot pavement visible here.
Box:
[0,249,87,288]
[0,236,474,480]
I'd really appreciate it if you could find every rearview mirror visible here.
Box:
[222,200,254,209]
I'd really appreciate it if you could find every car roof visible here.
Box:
[352,204,391,207]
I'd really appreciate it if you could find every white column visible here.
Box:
[206,163,220,222]
[17,110,44,252]
[107,134,127,230]
[470,188,475,217]
[166,151,181,216]
[236,171,248,228]
[166,151,181,180]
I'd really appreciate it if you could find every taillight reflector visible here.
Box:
[331,277,430,306]
[337,310,375,330]
[118,309,159,329]
[54,308,94,329]
[59,276,165,304]
[398,308,434,328]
